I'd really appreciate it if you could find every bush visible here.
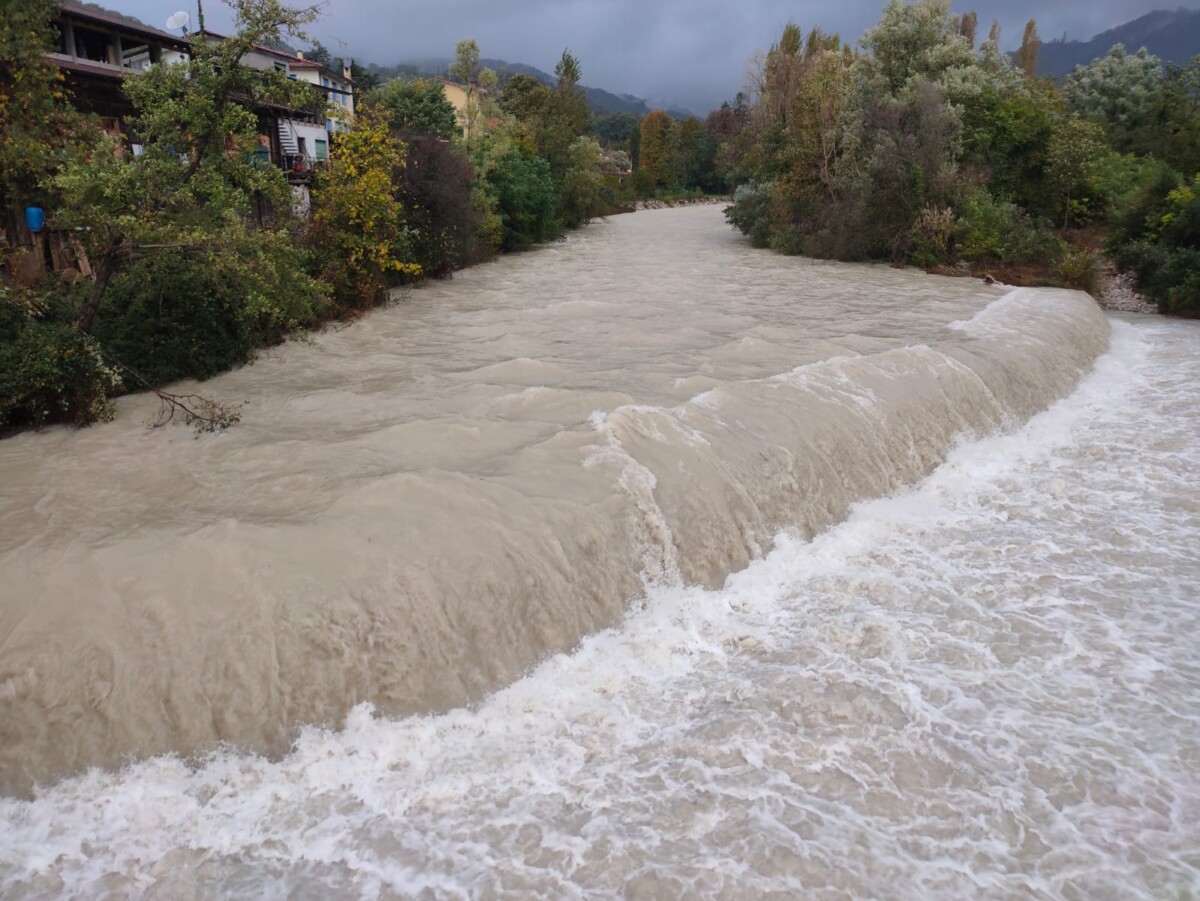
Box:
[1055,248,1101,294]
[486,147,559,249]
[94,237,325,386]
[956,189,1063,264]
[725,181,773,248]
[0,285,122,428]
[1109,170,1200,317]
[907,206,957,267]
[1117,240,1200,316]
[400,134,487,277]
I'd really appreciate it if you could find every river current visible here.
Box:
[0,207,1196,896]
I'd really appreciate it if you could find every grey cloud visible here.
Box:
[124,0,1199,113]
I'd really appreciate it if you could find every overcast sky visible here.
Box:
[133,0,1195,112]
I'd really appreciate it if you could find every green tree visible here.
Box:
[366,78,459,138]
[1047,115,1107,228]
[1064,45,1165,151]
[0,0,89,223]
[449,38,497,151]
[558,136,605,227]
[51,0,325,332]
[486,145,559,248]
[1148,58,1200,172]
[589,112,639,147]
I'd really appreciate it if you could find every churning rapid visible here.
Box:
[1,206,1196,895]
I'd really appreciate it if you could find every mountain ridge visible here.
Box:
[367,57,695,119]
[1037,7,1200,75]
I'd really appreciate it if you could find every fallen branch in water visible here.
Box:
[148,390,243,432]
[97,349,244,434]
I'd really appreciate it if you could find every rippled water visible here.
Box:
[2,207,1196,896]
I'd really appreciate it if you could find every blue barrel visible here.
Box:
[25,207,45,234]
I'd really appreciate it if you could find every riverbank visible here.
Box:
[1094,261,1156,314]
[635,195,730,211]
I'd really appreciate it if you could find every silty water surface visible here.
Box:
[1,207,1195,897]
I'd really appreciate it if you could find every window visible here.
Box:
[314,139,327,161]
[273,61,286,72]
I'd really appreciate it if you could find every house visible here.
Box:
[437,78,487,141]
[46,2,191,137]
[198,30,355,179]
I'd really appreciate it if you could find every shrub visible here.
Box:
[956,189,1063,264]
[725,181,773,248]
[1156,248,1200,316]
[0,285,122,428]
[486,147,559,249]
[907,206,957,267]
[1055,248,1101,294]
[1109,170,1200,317]
[93,237,325,386]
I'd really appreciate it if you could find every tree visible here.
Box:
[310,115,422,306]
[305,40,332,67]
[485,145,558,248]
[959,11,978,49]
[52,0,325,333]
[1047,115,1107,228]
[553,49,589,139]
[859,0,973,95]
[449,38,497,151]
[1064,45,1165,150]
[398,133,485,275]
[1148,58,1200,172]
[1014,19,1041,78]
[638,110,675,189]
[0,0,89,232]
[589,112,639,147]
[557,136,605,227]
[367,78,458,139]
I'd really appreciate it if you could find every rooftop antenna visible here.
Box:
[165,10,190,35]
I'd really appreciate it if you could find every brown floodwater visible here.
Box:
[2,206,1106,798]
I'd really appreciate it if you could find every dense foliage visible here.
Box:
[719,0,1200,314]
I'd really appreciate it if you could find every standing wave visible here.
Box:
[0,288,1108,795]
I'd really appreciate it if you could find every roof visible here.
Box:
[56,2,191,49]
[199,29,353,83]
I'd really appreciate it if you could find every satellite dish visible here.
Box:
[165,11,190,33]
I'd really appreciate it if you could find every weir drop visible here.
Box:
[0,206,1196,897]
